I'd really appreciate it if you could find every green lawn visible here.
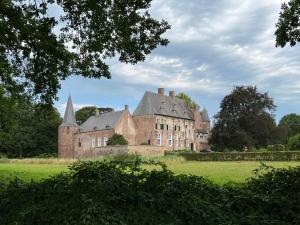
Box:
[0,159,299,184]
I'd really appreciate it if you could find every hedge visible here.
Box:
[166,151,300,161]
[0,160,300,225]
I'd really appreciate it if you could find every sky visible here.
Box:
[55,0,300,122]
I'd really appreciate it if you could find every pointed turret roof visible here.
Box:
[201,108,210,122]
[61,95,77,126]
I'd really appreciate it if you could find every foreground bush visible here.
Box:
[0,160,299,225]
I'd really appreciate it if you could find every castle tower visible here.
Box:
[58,95,79,158]
[201,108,210,131]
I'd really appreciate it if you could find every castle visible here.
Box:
[58,88,211,158]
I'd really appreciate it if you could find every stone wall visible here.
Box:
[74,145,166,158]
[74,129,115,153]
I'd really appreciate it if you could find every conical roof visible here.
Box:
[61,95,77,126]
[201,108,210,122]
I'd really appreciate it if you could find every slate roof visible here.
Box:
[61,95,77,126]
[80,110,124,132]
[133,91,194,120]
[201,108,210,122]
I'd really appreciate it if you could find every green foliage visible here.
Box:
[266,144,286,152]
[0,0,170,103]
[107,133,128,146]
[287,134,300,151]
[140,142,148,145]
[0,160,299,225]
[75,106,114,124]
[75,106,97,125]
[210,86,283,151]
[0,86,62,157]
[279,113,300,138]
[176,92,199,110]
[275,0,300,47]
[171,151,300,161]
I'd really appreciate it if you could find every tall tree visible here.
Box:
[176,92,199,110]
[279,114,300,138]
[0,0,170,103]
[75,106,113,125]
[210,86,279,151]
[0,86,62,157]
[275,0,300,47]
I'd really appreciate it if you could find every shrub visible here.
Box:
[267,144,285,151]
[0,160,299,225]
[287,134,300,151]
[170,151,300,161]
[35,153,58,158]
[140,142,148,145]
[107,133,128,146]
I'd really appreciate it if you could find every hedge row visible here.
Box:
[166,151,300,161]
[0,160,300,225]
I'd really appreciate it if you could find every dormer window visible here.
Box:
[105,124,110,128]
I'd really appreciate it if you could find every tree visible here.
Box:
[0,0,171,103]
[210,86,280,151]
[107,133,128,146]
[176,92,199,110]
[287,134,300,151]
[0,86,62,157]
[275,0,300,47]
[75,106,113,125]
[279,114,300,138]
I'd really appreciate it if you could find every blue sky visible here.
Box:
[55,0,300,122]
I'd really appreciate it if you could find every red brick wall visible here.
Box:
[74,129,114,156]
[114,110,137,145]
[58,125,78,158]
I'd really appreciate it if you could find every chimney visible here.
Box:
[158,88,164,96]
[125,105,129,111]
[95,108,100,116]
[169,91,175,98]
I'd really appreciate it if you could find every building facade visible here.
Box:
[58,88,211,158]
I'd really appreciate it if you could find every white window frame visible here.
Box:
[103,137,108,146]
[168,135,173,146]
[157,133,161,146]
[97,137,102,147]
[91,138,96,148]
[186,140,189,148]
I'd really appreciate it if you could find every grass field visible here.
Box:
[0,158,299,184]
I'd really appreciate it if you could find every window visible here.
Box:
[166,124,169,130]
[178,126,180,131]
[155,123,158,129]
[175,135,179,147]
[157,133,161,146]
[91,138,96,148]
[186,140,189,148]
[160,124,164,130]
[78,138,82,147]
[103,137,108,146]
[168,135,173,146]
[97,137,102,147]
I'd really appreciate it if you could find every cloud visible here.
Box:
[56,0,300,121]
